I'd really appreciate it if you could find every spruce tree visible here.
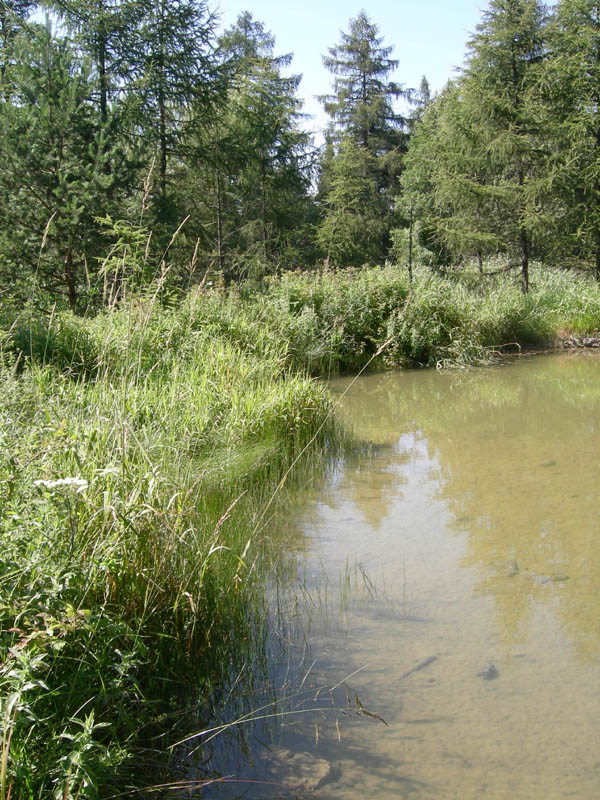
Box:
[318,11,407,266]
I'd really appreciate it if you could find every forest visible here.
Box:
[2,1,600,797]
[2,0,600,309]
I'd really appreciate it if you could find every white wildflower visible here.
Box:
[34,477,89,491]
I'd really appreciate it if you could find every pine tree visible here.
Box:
[0,0,35,87]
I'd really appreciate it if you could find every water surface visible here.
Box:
[204,351,600,799]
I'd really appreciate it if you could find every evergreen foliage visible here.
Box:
[320,9,406,152]
[317,11,407,266]
[4,2,600,295]
[180,12,314,280]
[542,0,600,276]
[317,137,388,267]
[5,1,600,790]
[0,22,118,309]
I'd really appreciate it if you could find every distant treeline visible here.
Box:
[0,0,599,310]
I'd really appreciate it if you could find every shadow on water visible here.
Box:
[176,351,600,799]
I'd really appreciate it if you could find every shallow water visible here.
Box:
[203,351,600,799]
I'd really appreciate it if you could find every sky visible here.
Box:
[214,0,486,137]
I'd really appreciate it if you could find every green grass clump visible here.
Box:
[169,263,600,374]
[0,300,335,798]
[185,266,411,374]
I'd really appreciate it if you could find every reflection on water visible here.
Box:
[200,352,600,799]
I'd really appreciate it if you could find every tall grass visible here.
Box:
[2,258,599,796]
[0,298,337,798]
[166,262,600,373]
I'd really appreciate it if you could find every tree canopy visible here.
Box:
[2,0,600,309]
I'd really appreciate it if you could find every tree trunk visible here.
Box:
[98,35,108,125]
[407,206,414,285]
[520,226,529,294]
[215,171,225,276]
[159,87,167,201]
[260,160,267,263]
[64,249,77,309]
[158,2,167,203]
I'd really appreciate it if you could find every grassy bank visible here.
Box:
[2,260,600,796]
[180,263,600,374]
[0,299,336,798]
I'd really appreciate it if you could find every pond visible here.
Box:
[200,351,600,799]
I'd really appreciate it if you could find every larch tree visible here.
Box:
[137,0,221,222]
[316,135,388,267]
[183,12,313,280]
[42,0,146,124]
[0,22,114,308]
[402,79,507,273]
[459,0,549,292]
[542,0,600,278]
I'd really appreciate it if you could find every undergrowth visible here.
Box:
[174,262,600,373]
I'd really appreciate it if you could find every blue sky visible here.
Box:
[215,0,486,136]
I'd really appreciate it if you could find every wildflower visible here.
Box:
[34,477,88,492]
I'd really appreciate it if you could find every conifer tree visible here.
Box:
[543,0,600,277]
[409,75,432,129]
[320,10,406,153]
[402,81,504,271]
[317,136,388,267]
[183,13,313,280]
[450,0,549,290]
[43,0,144,123]
[318,11,407,266]
[0,0,35,86]
[0,23,115,308]
[138,0,220,220]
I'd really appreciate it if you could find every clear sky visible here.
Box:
[214,0,486,137]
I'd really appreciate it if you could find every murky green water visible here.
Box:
[203,352,600,799]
